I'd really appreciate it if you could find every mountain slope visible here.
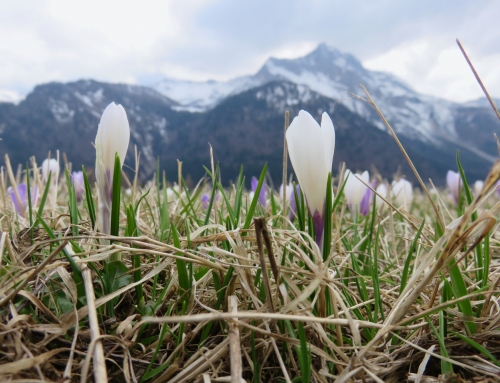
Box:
[0,79,494,188]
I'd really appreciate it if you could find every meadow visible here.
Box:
[1,54,500,382]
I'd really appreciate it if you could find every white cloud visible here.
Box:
[364,40,500,102]
[0,0,498,103]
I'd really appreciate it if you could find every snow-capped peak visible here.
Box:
[151,43,462,143]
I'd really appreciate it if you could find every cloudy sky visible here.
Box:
[0,0,498,103]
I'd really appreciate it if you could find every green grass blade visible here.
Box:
[140,314,171,382]
[372,225,384,321]
[110,153,122,238]
[171,222,190,303]
[323,172,332,262]
[159,174,170,242]
[36,212,82,282]
[126,203,143,308]
[25,163,34,243]
[35,171,52,226]
[448,262,476,334]
[457,151,483,283]
[297,321,311,383]
[244,163,267,229]
[65,169,79,237]
[82,166,96,230]
[426,316,453,375]
[400,219,425,294]
[203,165,220,226]
[452,331,500,367]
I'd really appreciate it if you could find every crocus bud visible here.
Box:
[95,102,130,234]
[201,193,210,209]
[251,176,266,207]
[71,171,85,202]
[286,110,335,246]
[344,170,369,215]
[446,171,462,204]
[391,178,413,208]
[41,158,59,183]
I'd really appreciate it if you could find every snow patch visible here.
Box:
[0,89,25,104]
[48,99,74,123]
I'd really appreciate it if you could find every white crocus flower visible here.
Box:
[95,102,130,234]
[41,158,59,183]
[391,178,413,208]
[446,170,462,204]
[344,170,369,213]
[286,110,335,245]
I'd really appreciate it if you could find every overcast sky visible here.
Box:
[0,0,498,103]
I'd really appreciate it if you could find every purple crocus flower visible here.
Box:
[201,193,210,209]
[359,187,372,216]
[344,170,370,216]
[8,183,38,216]
[359,179,377,216]
[251,176,266,208]
[71,171,85,202]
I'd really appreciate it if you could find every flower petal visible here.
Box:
[286,110,334,215]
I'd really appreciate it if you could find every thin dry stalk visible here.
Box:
[260,220,279,284]
[359,85,445,230]
[0,167,6,212]
[254,217,275,313]
[81,262,108,383]
[282,110,289,223]
[457,38,500,121]
[228,296,243,383]
[177,160,182,196]
[0,240,68,309]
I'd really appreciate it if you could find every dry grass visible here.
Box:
[0,153,499,383]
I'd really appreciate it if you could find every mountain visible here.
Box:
[154,44,458,142]
[0,44,498,188]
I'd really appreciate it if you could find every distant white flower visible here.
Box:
[375,183,388,211]
[279,182,301,220]
[473,180,484,196]
[391,178,413,208]
[344,170,369,215]
[95,102,130,234]
[286,110,335,245]
[71,171,85,202]
[166,187,175,201]
[279,183,292,200]
[41,158,59,183]
[446,170,462,204]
